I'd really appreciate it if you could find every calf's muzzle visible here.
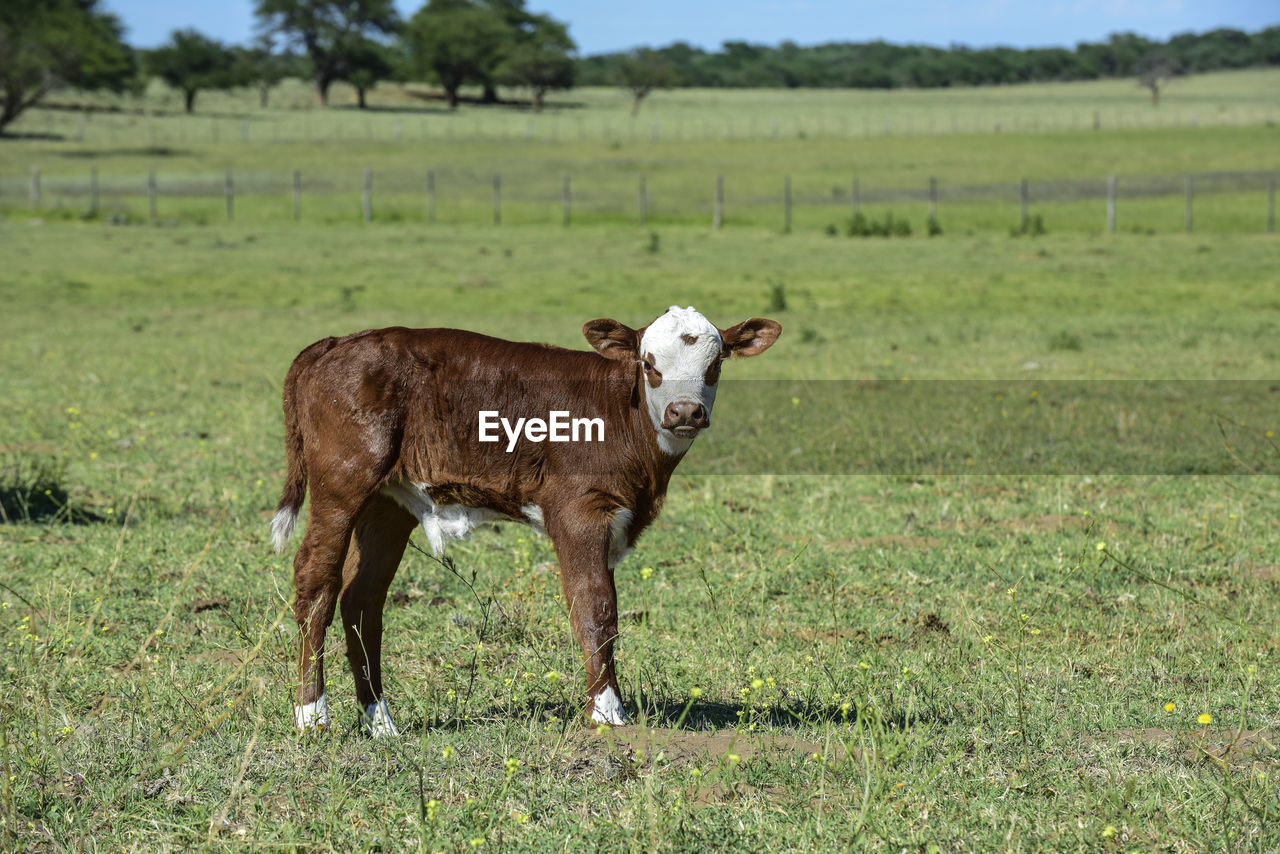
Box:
[662,401,709,437]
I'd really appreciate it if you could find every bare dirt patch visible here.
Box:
[942,514,1090,533]
[559,726,853,806]
[1248,565,1280,582]
[1089,728,1279,763]
[569,725,845,770]
[190,648,252,666]
[828,535,941,551]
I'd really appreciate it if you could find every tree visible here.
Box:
[405,0,510,109]
[145,29,236,113]
[346,38,395,108]
[255,0,399,107]
[1135,51,1180,105]
[1252,26,1280,65]
[497,14,574,112]
[0,0,134,136]
[617,49,673,116]
[478,0,534,102]
[234,37,296,108]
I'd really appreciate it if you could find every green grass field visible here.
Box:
[1,74,1279,851]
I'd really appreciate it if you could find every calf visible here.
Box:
[271,306,781,734]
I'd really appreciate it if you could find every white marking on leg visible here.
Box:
[591,685,630,726]
[361,698,400,738]
[271,508,297,553]
[294,692,330,731]
[521,503,545,535]
[608,509,634,569]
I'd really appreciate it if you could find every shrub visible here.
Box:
[1011,214,1047,237]
[845,212,913,238]
[768,282,787,312]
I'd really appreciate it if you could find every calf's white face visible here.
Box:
[637,306,725,455]
[583,306,782,456]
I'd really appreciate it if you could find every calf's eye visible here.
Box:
[704,360,722,386]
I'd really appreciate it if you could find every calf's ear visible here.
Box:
[721,317,782,358]
[583,318,640,361]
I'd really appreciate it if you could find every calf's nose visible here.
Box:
[663,401,708,429]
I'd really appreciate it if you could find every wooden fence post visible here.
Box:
[427,170,436,223]
[638,175,647,226]
[1020,178,1029,232]
[492,174,501,225]
[1184,175,1193,233]
[713,174,723,230]
[562,174,570,227]
[783,176,791,233]
[852,176,860,218]
[363,169,372,223]
[1106,174,1116,233]
[1268,174,1275,234]
[90,167,98,217]
[148,169,157,220]
[29,166,39,206]
[928,176,938,221]
[225,170,234,222]
[293,169,301,221]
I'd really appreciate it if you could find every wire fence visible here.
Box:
[4,166,1276,234]
[11,99,1280,147]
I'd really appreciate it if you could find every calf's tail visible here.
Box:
[271,338,338,553]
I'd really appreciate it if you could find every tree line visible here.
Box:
[0,0,576,132]
[2,0,1278,136]
[583,28,1280,94]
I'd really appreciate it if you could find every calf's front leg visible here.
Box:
[548,506,630,726]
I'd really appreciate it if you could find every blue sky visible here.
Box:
[111,0,1278,53]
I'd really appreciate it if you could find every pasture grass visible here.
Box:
[1,217,1278,850]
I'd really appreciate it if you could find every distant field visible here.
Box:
[1,69,1278,235]
[16,67,1280,141]
[1,68,1279,851]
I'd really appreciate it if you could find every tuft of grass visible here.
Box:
[1048,330,1084,351]
[0,452,93,524]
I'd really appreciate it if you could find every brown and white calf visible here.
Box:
[271,306,781,734]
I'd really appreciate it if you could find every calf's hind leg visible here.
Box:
[339,493,417,736]
[293,497,362,731]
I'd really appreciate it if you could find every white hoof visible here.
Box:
[295,693,331,732]
[361,699,400,737]
[590,686,631,726]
